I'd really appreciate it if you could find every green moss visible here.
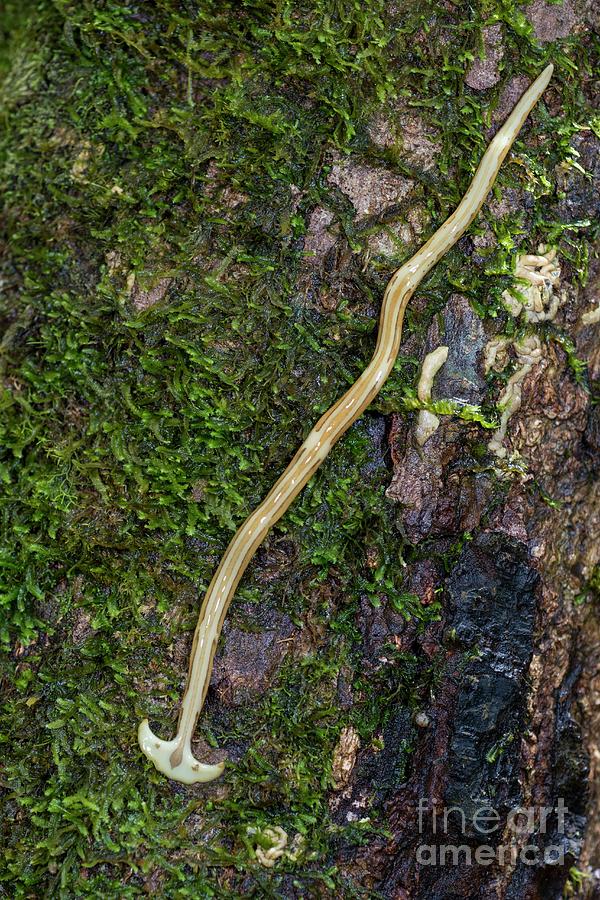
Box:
[0,0,597,896]
[575,564,600,607]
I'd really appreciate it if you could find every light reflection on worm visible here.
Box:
[139,64,554,784]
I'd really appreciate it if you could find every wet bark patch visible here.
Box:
[445,533,539,820]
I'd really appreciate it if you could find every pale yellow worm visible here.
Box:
[139,64,554,784]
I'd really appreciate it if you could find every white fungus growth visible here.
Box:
[247,826,288,867]
[502,245,561,323]
[415,345,449,446]
[246,826,305,868]
[484,336,511,374]
[487,369,528,458]
[485,244,562,459]
[487,335,543,458]
[513,334,543,365]
[581,304,600,326]
[415,409,442,447]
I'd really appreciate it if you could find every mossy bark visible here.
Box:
[0,2,598,897]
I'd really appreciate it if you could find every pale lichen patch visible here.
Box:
[327,159,413,219]
[302,207,336,261]
[331,725,360,789]
[130,276,172,311]
[465,24,504,91]
[366,209,428,259]
[525,0,576,43]
[367,109,440,172]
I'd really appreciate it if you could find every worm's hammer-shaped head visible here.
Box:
[138,719,225,784]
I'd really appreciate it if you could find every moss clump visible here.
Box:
[0,0,597,896]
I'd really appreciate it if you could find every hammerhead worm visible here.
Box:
[139,64,554,783]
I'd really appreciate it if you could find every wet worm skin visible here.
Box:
[140,65,553,781]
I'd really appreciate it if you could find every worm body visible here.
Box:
[139,64,553,783]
